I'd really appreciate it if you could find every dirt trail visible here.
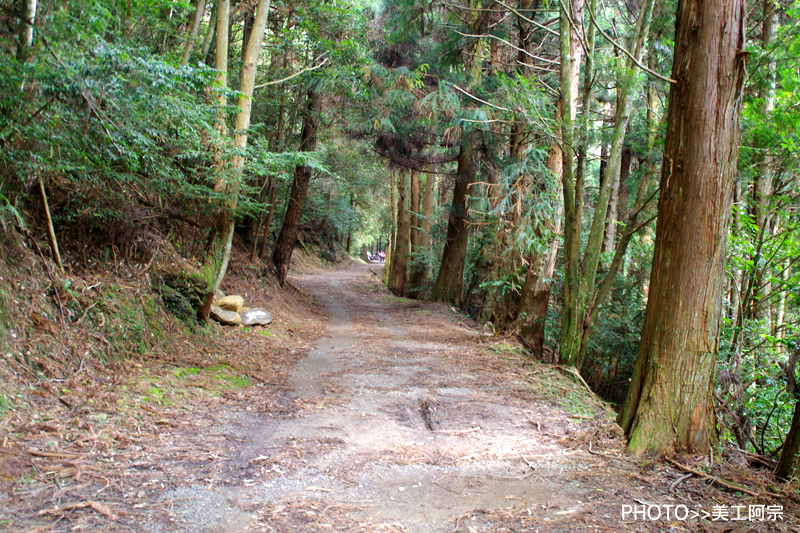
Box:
[5,262,796,532]
[148,264,645,532]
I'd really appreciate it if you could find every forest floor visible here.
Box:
[2,260,799,532]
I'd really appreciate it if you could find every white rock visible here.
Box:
[241,308,272,327]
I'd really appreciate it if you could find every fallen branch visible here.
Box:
[27,449,80,460]
[37,500,117,519]
[665,458,759,497]
[556,365,593,393]
[669,473,693,491]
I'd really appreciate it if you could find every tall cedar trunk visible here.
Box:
[576,84,663,366]
[517,134,562,359]
[615,146,632,231]
[510,0,560,352]
[729,178,742,328]
[272,89,319,285]
[208,0,271,295]
[557,0,586,366]
[617,0,746,455]
[408,172,434,298]
[602,155,621,258]
[253,44,289,261]
[180,0,206,65]
[561,0,654,368]
[407,170,427,298]
[431,133,478,306]
[776,348,800,477]
[748,0,777,327]
[389,171,410,295]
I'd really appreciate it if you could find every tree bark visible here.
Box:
[431,133,479,306]
[207,0,271,294]
[748,0,777,327]
[618,0,746,455]
[384,170,396,287]
[257,179,278,259]
[180,0,206,65]
[777,395,800,479]
[560,0,654,368]
[16,0,37,62]
[516,133,562,359]
[557,0,586,366]
[410,169,420,250]
[199,0,230,322]
[272,89,320,285]
[389,170,410,295]
[408,172,434,298]
[200,1,218,64]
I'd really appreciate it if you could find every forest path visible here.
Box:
[150,263,642,532]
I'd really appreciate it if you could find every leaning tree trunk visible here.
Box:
[200,2,218,64]
[207,0,270,293]
[272,89,320,285]
[431,133,479,306]
[617,0,746,455]
[389,170,410,295]
[198,0,230,321]
[180,0,206,65]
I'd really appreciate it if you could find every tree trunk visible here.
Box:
[200,1,218,64]
[776,347,800,478]
[777,395,800,479]
[602,153,621,258]
[384,170,396,287]
[207,0,271,296]
[257,179,279,258]
[557,0,586,367]
[561,0,654,368]
[180,0,206,65]
[517,133,563,359]
[389,171,410,295]
[408,172,434,298]
[617,0,746,455]
[431,133,479,306]
[16,0,37,62]
[410,169,420,250]
[272,89,320,285]
[748,0,777,327]
[198,0,230,322]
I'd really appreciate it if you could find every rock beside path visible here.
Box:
[210,304,242,326]
[241,309,272,326]
[215,295,244,313]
